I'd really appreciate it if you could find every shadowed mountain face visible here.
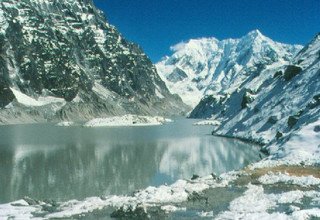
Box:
[0,0,188,124]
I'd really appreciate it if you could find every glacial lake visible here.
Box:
[0,119,261,204]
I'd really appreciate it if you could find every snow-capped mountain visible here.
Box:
[156,30,302,107]
[193,33,320,152]
[0,0,188,124]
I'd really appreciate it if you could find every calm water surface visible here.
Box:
[0,119,260,203]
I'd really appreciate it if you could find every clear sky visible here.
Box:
[93,0,320,62]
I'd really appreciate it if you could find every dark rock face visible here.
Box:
[167,67,188,83]
[189,95,223,119]
[307,94,320,109]
[275,131,283,139]
[287,115,299,129]
[284,65,302,81]
[241,90,255,109]
[268,116,278,124]
[0,0,188,123]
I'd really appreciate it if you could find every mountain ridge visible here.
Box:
[156,30,302,107]
[192,33,320,150]
[0,0,189,124]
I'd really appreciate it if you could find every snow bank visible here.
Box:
[161,205,186,213]
[275,120,320,163]
[259,172,320,187]
[45,172,238,218]
[10,88,66,107]
[0,200,39,219]
[84,114,172,127]
[193,119,220,126]
[56,121,75,127]
[0,172,240,219]
[250,120,320,169]
[216,184,320,220]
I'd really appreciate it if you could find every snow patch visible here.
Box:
[259,172,320,187]
[276,120,320,162]
[84,115,172,127]
[10,88,66,107]
[160,205,186,213]
[0,172,240,219]
[216,184,320,220]
[193,119,221,126]
[56,121,75,127]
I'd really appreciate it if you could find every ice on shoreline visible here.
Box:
[259,172,320,187]
[193,119,221,126]
[0,172,240,219]
[84,114,172,127]
[56,121,75,127]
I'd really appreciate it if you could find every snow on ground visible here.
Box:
[10,88,66,107]
[216,184,320,220]
[193,119,221,126]
[84,114,172,127]
[0,172,240,219]
[274,120,320,163]
[259,172,320,187]
[56,121,75,127]
[251,120,320,169]
[161,205,186,213]
[0,200,39,219]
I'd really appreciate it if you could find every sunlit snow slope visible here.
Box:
[156,30,302,107]
[197,33,320,150]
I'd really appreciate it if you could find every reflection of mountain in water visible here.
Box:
[0,121,260,203]
[159,137,259,179]
[0,142,162,203]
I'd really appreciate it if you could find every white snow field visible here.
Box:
[55,121,75,127]
[215,184,320,220]
[193,119,221,126]
[10,88,66,107]
[156,30,302,107]
[84,114,172,127]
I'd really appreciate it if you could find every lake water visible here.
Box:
[0,119,261,204]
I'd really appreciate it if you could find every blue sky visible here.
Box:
[93,0,320,62]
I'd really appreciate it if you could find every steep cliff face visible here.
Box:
[156,30,302,107]
[0,0,188,123]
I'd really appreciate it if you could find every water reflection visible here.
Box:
[158,137,256,179]
[0,120,260,203]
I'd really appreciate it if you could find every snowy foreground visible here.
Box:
[1,120,319,219]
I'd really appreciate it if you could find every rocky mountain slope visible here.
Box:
[156,30,302,107]
[0,0,188,124]
[193,33,320,152]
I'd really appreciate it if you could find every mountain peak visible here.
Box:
[156,30,302,107]
[244,29,265,40]
[0,0,189,119]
